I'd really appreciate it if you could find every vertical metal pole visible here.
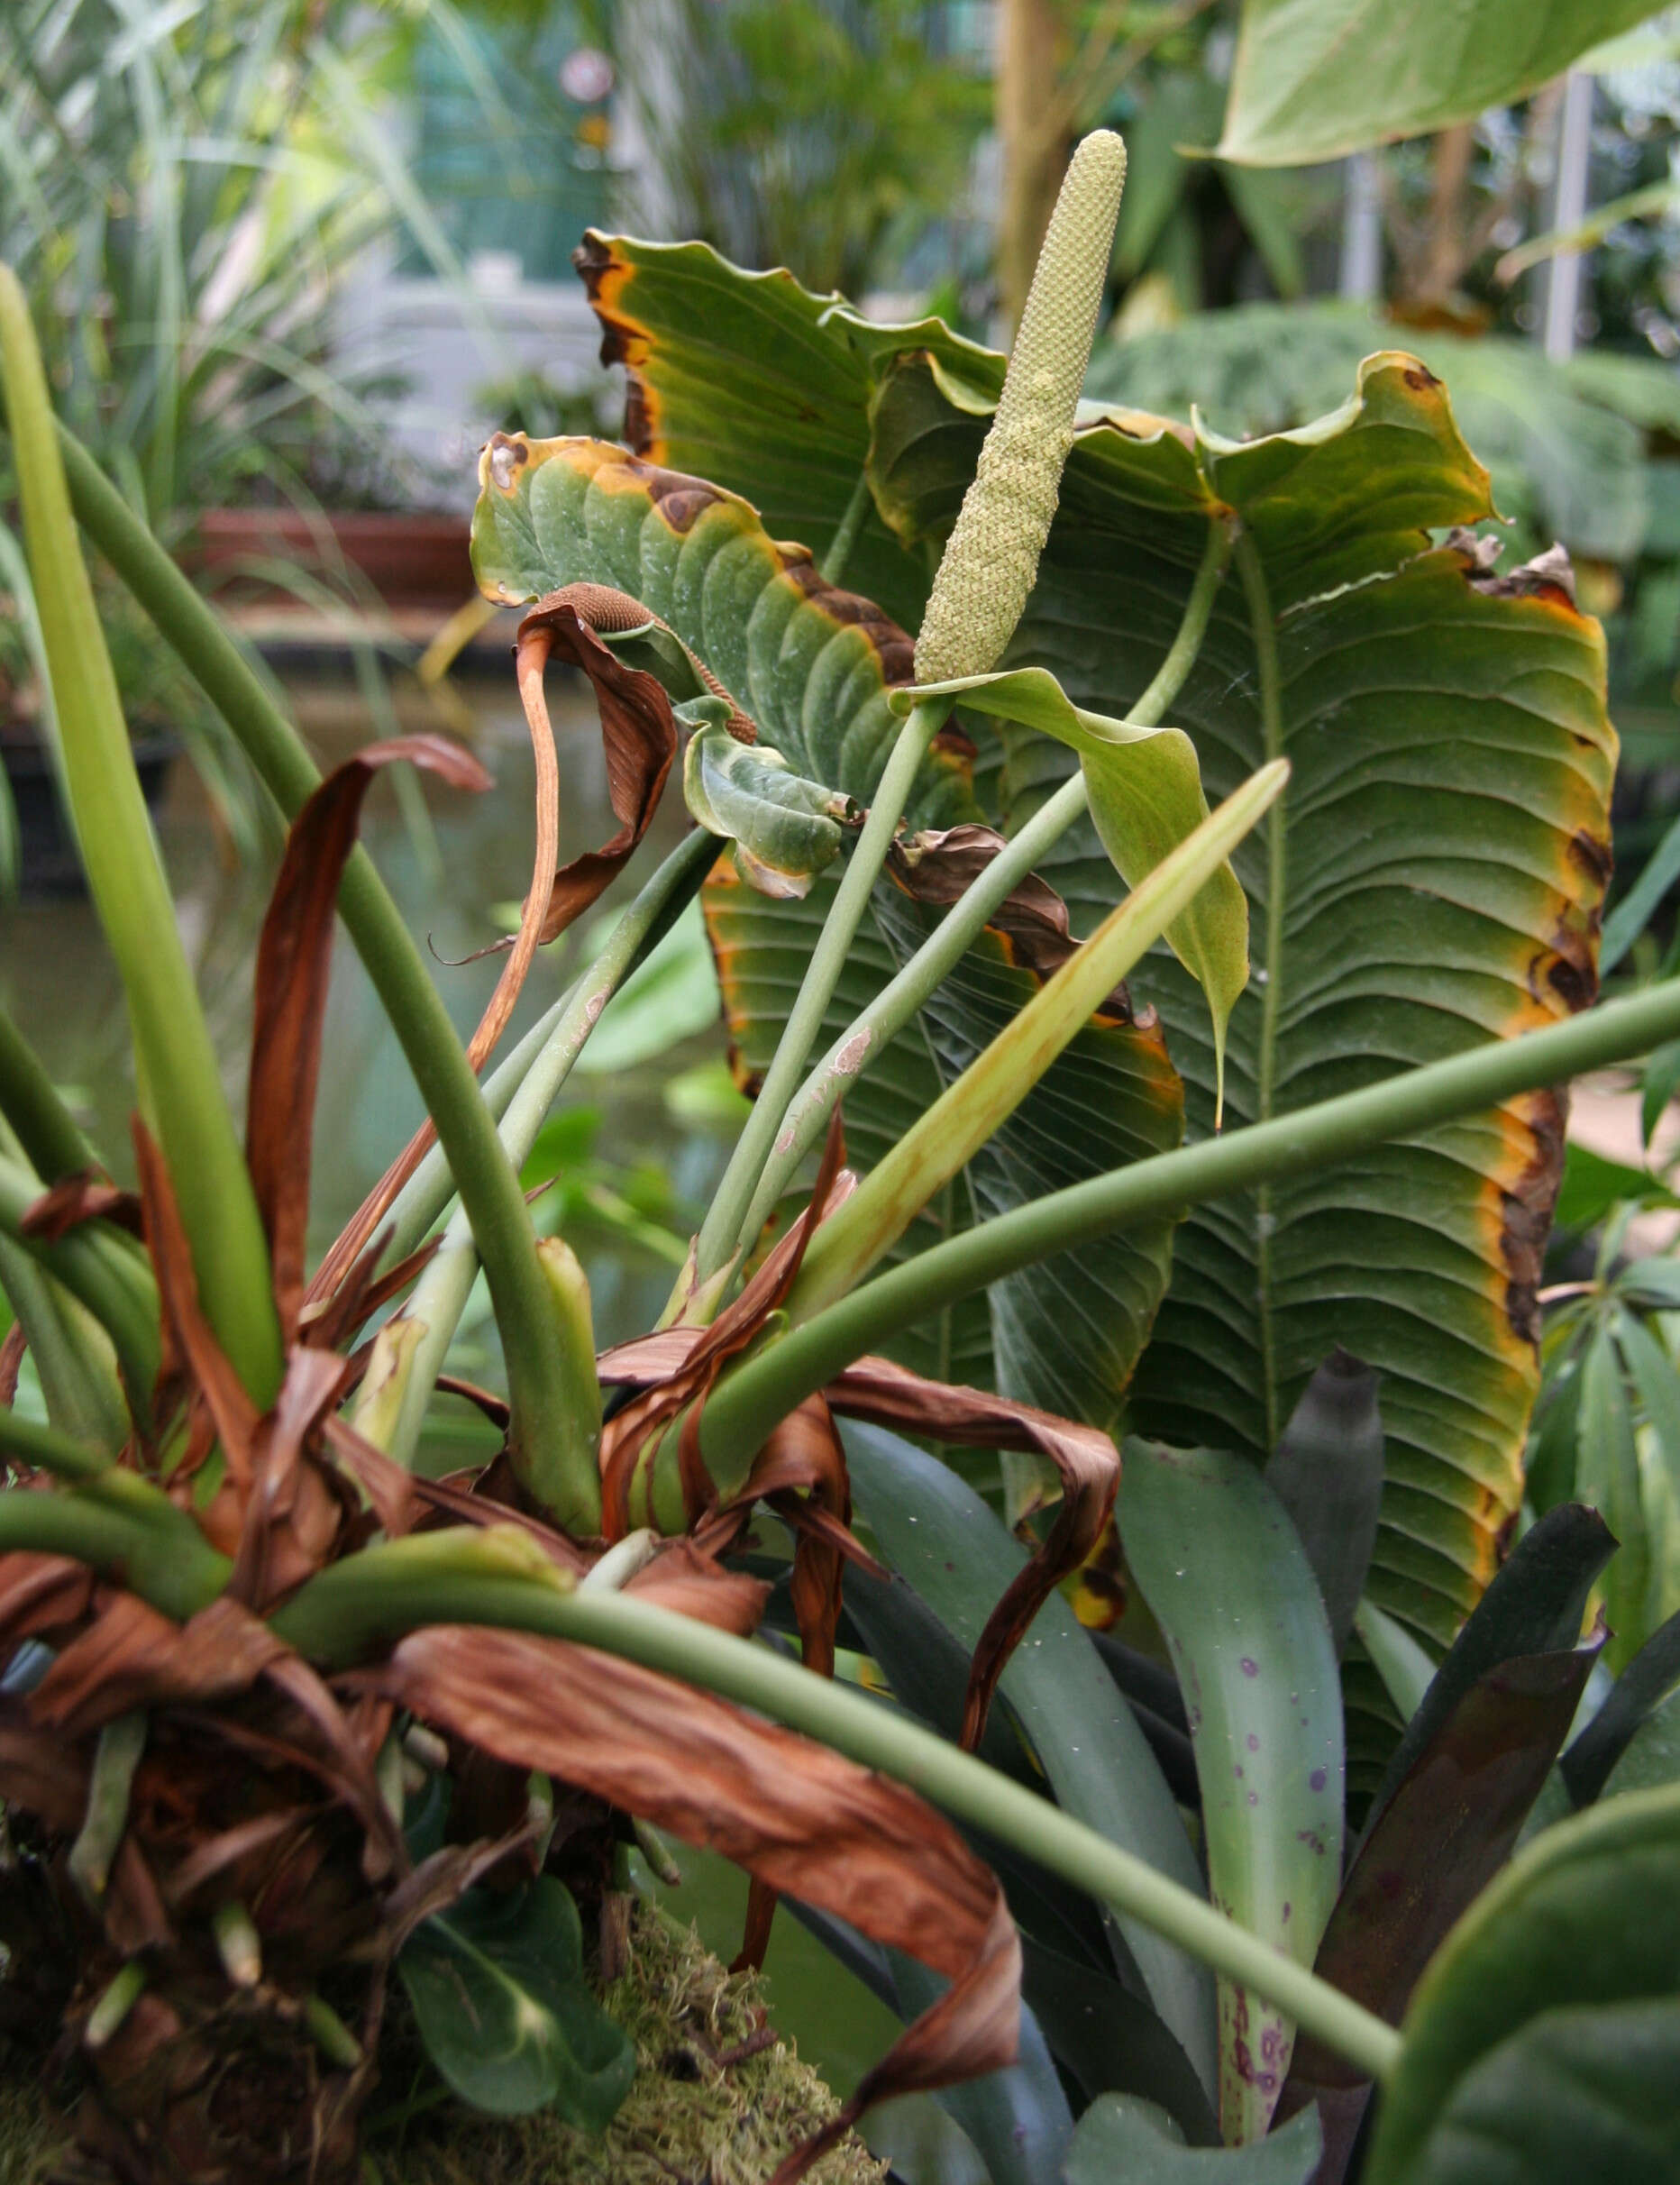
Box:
[1543,70,1594,361]
[1339,153,1382,301]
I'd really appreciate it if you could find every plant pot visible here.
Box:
[2,730,176,898]
[185,509,475,608]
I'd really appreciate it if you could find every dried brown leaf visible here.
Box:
[133,1117,259,1489]
[249,735,490,1339]
[30,1594,289,1738]
[373,1623,1019,2180]
[826,1356,1119,1747]
[888,824,1143,1020]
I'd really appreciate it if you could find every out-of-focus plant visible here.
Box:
[596,0,989,298]
[0,0,479,873]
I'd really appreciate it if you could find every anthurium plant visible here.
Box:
[3,125,1680,2185]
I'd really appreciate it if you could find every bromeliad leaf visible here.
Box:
[1118,1440,1343,2143]
[895,663,1247,1115]
[398,1874,636,2126]
[683,723,857,900]
[1064,2093,1322,2182]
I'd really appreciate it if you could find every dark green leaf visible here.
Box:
[892,1952,1073,2185]
[1064,2092,1322,2182]
[1265,1350,1384,1655]
[1605,809,1680,973]
[1554,1145,1675,1234]
[1022,1937,1220,2146]
[843,1422,1218,2092]
[1364,1784,1680,2184]
[1581,1321,1650,1669]
[1392,1997,1680,2185]
[1642,1038,1680,1148]
[398,1875,635,2126]
[1361,1505,1615,1842]
[867,336,1615,1788]
[1603,1688,1680,1798]
[1563,1606,1680,1806]
[1288,1641,1599,2122]
[1118,1441,1343,2142]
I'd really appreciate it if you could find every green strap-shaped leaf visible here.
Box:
[472,433,972,828]
[844,1422,1218,2091]
[682,722,855,900]
[1119,1440,1345,2143]
[1214,0,1657,169]
[398,1874,635,2127]
[896,663,1247,1117]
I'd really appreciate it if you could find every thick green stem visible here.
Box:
[0,268,281,1407]
[700,968,1680,1471]
[52,425,593,1529]
[0,1452,231,1619]
[695,699,950,1283]
[0,1001,96,1182]
[270,1549,1400,2085]
[1236,530,1286,1451]
[0,1405,115,1485]
[355,829,717,1471]
[0,1239,130,1458]
[0,1153,160,1412]
[738,519,1235,1247]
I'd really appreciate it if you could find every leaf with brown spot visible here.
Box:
[372,1623,1019,2180]
[248,735,490,1339]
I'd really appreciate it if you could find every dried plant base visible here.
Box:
[0,1909,882,2185]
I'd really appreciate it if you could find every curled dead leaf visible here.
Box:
[370,1622,1020,2182]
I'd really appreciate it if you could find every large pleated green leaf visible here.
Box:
[568,241,1618,1789]
[470,429,1185,1433]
